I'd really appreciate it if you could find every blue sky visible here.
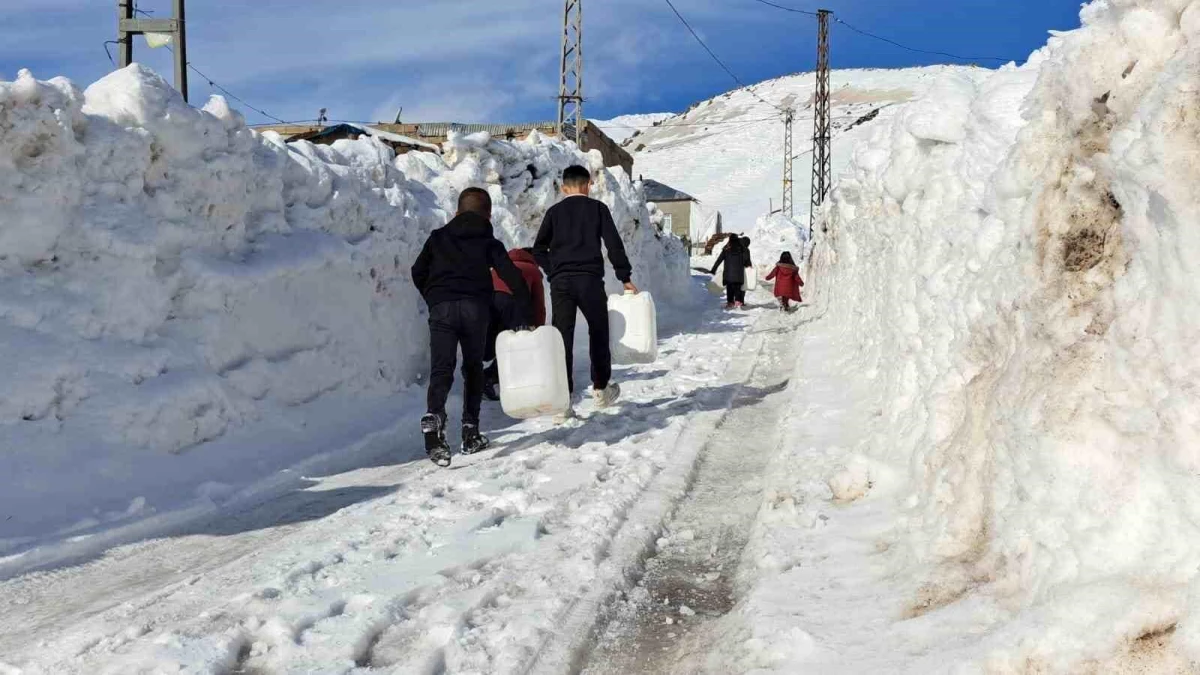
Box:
[0,0,1082,126]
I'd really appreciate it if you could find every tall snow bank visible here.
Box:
[0,65,689,547]
[811,0,1200,667]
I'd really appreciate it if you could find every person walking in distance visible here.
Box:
[710,234,749,309]
[533,165,637,417]
[765,251,804,312]
[482,247,547,401]
[411,188,534,467]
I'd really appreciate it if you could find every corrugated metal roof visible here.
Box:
[285,124,442,153]
[409,122,558,136]
[286,123,359,143]
[360,125,441,152]
[643,179,695,202]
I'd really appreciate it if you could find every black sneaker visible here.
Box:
[422,413,451,467]
[461,423,490,455]
[482,382,500,402]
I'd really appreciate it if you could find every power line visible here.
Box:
[103,41,120,67]
[158,45,289,124]
[792,127,843,160]
[834,17,1012,63]
[185,62,289,124]
[746,0,818,17]
[661,0,787,115]
[743,0,1016,64]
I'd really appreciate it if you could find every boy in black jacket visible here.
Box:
[533,165,638,417]
[412,188,534,467]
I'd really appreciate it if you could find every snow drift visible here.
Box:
[746,213,808,274]
[0,65,689,551]
[807,0,1200,667]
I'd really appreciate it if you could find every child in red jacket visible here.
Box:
[765,251,804,312]
[484,248,546,400]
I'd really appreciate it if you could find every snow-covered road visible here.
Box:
[0,278,796,674]
[583,307,799,674]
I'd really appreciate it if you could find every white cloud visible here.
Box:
[0,0,808,124]
[369,75,520,124]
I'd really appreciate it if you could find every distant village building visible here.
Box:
[642,178,697,240]
[641,177,726,252]
[256,120,633,175]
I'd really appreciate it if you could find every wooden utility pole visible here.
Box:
[782,109,794,218]
[116,0,189,102]
[117,0,134,68]
[557,0,584,145]
[809,8,832,234]
[174,0,188,102]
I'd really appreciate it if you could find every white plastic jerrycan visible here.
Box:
[744,265,758,291]
[496,326,571,419]
[608,291,658,364]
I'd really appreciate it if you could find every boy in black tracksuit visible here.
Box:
[411,188,533,467]
[533,165,638,416]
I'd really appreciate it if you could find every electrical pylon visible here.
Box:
[557,0,584,145]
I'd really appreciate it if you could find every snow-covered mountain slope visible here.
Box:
[629,66,991,238]
[0,65,690,555]
[590,113,673,145]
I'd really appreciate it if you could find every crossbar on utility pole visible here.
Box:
[809,8,833,234]
[116,0,189,102]
[557,0,584,145]
[782,109,794,218]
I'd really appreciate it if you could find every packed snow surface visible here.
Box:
[0,278,760,674]
[0,65,690,562]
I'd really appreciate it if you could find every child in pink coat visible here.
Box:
[765,251,804,312]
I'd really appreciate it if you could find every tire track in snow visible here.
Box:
[526,310,793,674]
[578,312,799,675]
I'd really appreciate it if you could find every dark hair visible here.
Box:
[457,187,492,218]
[740,236,750,247]
[562,165,591,189]
[779,251,795,266]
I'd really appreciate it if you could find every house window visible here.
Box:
[663,213,674,232]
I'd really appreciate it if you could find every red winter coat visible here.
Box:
[765,263,804,301]
[492,249,547,325]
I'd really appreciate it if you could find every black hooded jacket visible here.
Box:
[710,238,748,285]
[411,212,534,323]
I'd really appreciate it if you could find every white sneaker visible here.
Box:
[591,383,621,408]
[554,407,577,424]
